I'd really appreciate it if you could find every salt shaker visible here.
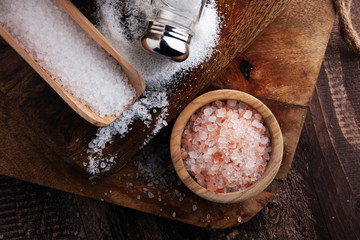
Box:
[141,0,206,62]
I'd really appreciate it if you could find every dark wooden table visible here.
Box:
[0,3,359,240]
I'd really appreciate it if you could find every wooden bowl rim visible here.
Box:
[170,89,283,203]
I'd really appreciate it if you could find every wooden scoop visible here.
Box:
[0,0,145,127]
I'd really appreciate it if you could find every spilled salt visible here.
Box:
[96,0,220,88]
[85,0,220,174]
[148,192,154,199]
[181,100,271,193]
[0,0,135,117]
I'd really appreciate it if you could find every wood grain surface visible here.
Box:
[0,0,335,230]
[1,0,359,238]
[170,90,283,204]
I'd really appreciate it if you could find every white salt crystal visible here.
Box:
[100,162,106,169]
[237,216,242,223]
[165,0,202,10]
[172,212,176,218]
[148,192,154,199]
[192,205,198,211]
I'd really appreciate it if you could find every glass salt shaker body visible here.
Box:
[141,0,206,62]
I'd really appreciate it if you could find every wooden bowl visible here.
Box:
[170,89,283,203]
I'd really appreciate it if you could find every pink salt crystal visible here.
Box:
[193,126,201,132]
[194,118,202,125]
[238,102,248,109]
[208,116,216,122]
[181,151,188,159]
[207,124,217,132]
[181,100,271,193]
[226,111,233,119]
[254,113,262,121]
[215,100,223,108]
[189,151,198,159]
[200,131,208,141]
[243,110,252,119]
[191,114,198,122]
[216,108,226,118]
[227,99,237,107]
[252,120,262,128]
[204,107,214,116]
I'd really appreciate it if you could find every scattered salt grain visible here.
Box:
[181,100,271,193]
[148,192,154,199]
[137,195,141,200]
[237,216,242,223]
[172,212,176,218]
[192,205,198,212]
[0,0,135,117]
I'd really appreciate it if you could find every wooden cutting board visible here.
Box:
[0,0,335,228]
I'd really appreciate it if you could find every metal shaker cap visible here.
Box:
[141,21,191,62]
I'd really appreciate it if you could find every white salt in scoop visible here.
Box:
[0,0,145,126]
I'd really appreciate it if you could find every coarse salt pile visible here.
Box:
[0,0,135,117]
[181,100,272,193]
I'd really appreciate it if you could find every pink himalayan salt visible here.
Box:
[181,100,271,193]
